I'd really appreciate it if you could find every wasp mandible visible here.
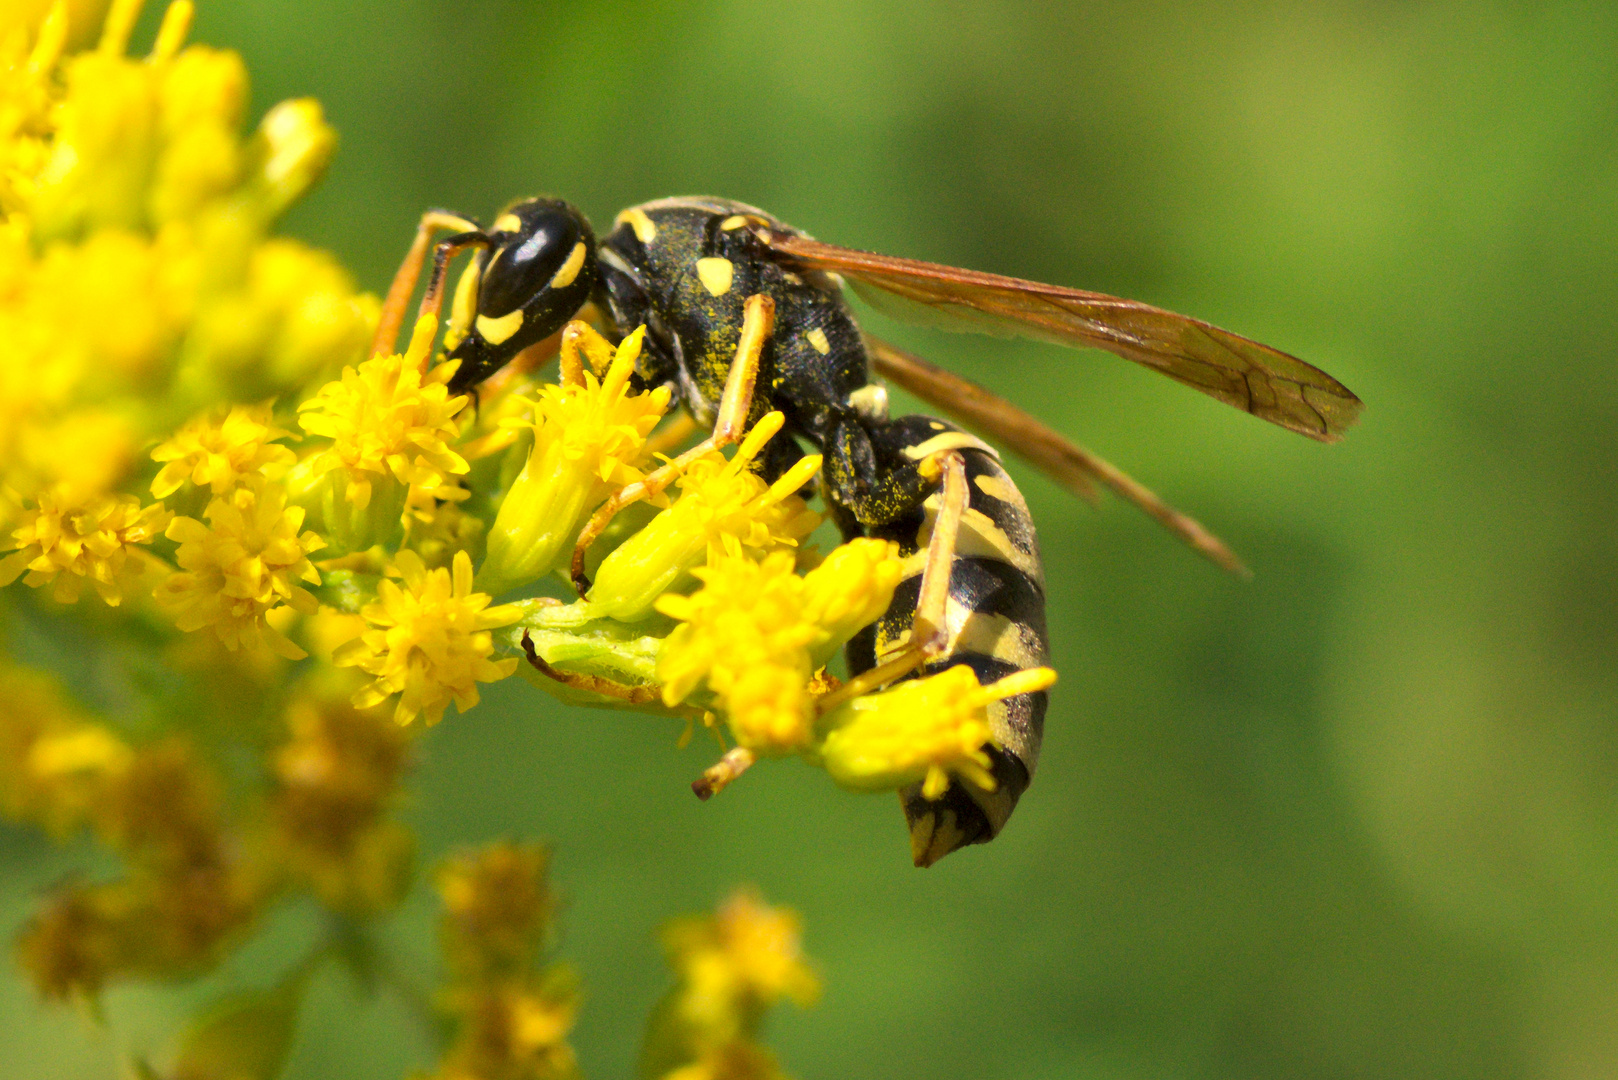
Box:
[374,196,1362,866]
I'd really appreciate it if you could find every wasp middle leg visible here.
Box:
[569,293,777,595]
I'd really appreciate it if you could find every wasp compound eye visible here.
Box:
[447,198,597,391]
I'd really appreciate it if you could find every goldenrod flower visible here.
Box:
[0,663,127,836]
[405,481,483,570]
[298,313,467,551]
[437,841,554,980]
[649,889,818,1069]
[271,691,413,915]
[156,477,324,658]
[818,664,1057,798]
[479,324,669,595]
[655,540,902,753]
[150,400,296,498]
[432,841,579,1080]
[434,985,580,1080]
[0,484,170,604]
[588,412,822,622]
[336,549,521,726]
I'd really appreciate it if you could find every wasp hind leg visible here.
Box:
[814,450,968,715]
[569,293,777,595]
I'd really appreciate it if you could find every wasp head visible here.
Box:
[445,198,598,392]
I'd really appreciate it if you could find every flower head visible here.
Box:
[155,477,324,658]
[271,690,413,914]
[0,663,129,836]
[587,412,822,622]
[336,549,521,726]
[479,323,669,594]
[655,540,902,753]
[818,664,1057,799]
[660,889,819,1046]
[0,484,170,604]
[150,400,296,498]
[298,313,468,510]
[437,841,555,981]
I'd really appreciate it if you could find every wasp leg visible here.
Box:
[569,293,776,596]
[867,335,1247,576]
[814,451,968,715]
[372,210,486,357]
[692,747,757,801]
[520,631,664,705]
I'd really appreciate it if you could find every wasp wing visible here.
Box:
[754,228,1362,442]
[866,336,1248,576]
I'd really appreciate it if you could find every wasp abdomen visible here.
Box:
[847,418,1050,866]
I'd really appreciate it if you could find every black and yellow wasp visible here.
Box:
[374,196,1362,866]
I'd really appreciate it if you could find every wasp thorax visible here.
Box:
[447,198,598,391]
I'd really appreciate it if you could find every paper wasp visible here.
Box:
[375,196,1361,865]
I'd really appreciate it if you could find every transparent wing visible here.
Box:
[755,228,1363,442]
[866,336,1248,576]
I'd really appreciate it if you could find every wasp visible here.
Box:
[373,196,1362,866]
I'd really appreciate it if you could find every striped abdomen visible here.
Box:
[846,420,1050,866]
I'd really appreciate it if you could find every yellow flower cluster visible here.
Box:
[431,843,579,1080]
[0,662,262,1000]
[643,890,819,1080]
[0,0,368,514]
[157,478,325,657]
[337,550,521,726]
[298,314,469,551]
[586,412,822,622]
[481,323,670,594]
[0,6,1057,1070]
[0,483,170,603]
[269,689,415,915]
[150,401,295,499]
[820,663,1057,799]
[657,541,902,752]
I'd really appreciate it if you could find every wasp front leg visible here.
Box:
[372,209,490,357]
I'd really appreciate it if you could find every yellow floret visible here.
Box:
[663,889,819,1028]
[150,400,295,498]
[479,323,669,594]
[818,664,1057,798]
[335,549,521,726]
[655,540,901,753]
[298,313,468,508]
[155,477,324,658]
[587,412,822,622]
[0,484,170,604]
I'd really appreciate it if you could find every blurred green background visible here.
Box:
[7,1,1618,1077]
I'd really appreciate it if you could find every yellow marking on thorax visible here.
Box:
[696,257,734,297]
[928,421,945,431]
[549,241,587,289]
[847,383,889,420]
[806,327,830,354]
[616,207,658,243]
[903,432,999,462]
[492,212,523,233]
[720,214,750,230]
[476,308,525,346]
